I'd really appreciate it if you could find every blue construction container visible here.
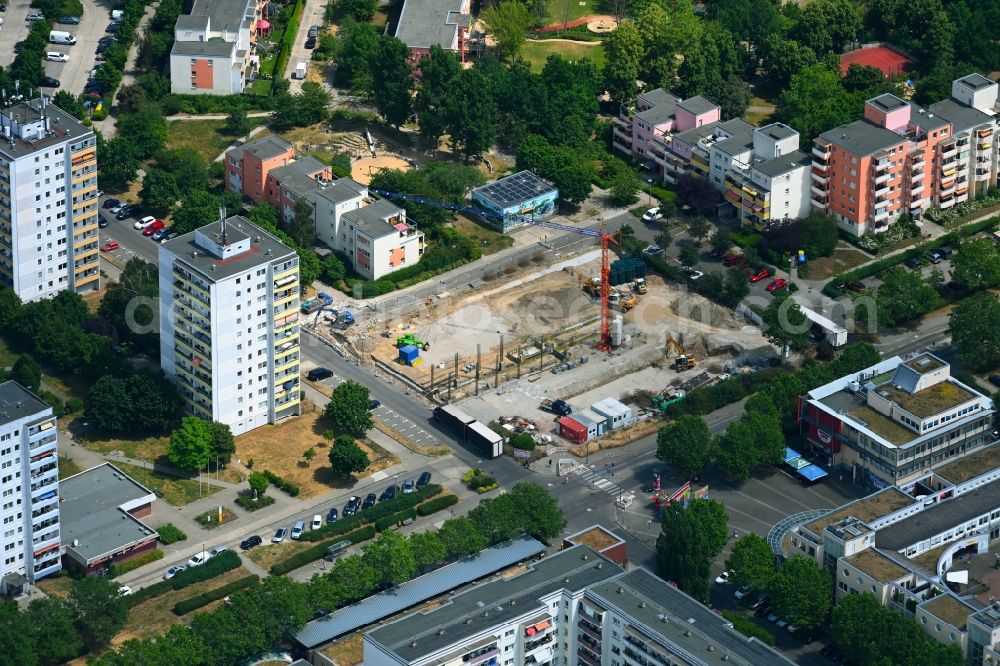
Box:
[398,344,420,364]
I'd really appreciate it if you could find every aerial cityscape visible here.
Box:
[0,0,999,664]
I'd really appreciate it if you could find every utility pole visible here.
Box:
[475,343,481,396]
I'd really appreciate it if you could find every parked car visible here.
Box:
[105,22,120,33]
[748,268,770,282]
[159,230,178,243]
[362,493,377,509]
[142,220,165,236]
[311,514,322,531]
[100,240,119,252]
[775,618,789,629]
[904,256,924,269]
[765,278,787,292]
[682,266,703,280]
[38,77,60,88]
[723,253,745,267]
[272,527,288,543]
[734,586,751,599]
[326,506,338,523]
[26,12,45,21]
[754,602,772,617]
[937,245,954,258]
[102,197,120,209]
[642,244,663,256]
[117,585,132,596]
[402,478,415,494]
[343,496,360,516]
[57,15,80,24]
[749,595,770,610]
[116,204,139,220]
[163,564,186,579]
[208,545,228,558]
[368,399,381,410]
[45,52,69,62]
[767,612,780,623]
[380,485,398,502]
[187,551,209,567]
[150,227,170,241]
[240,535,263,550]
[714,570,731,584]
[641,207,662,223]
[846,281,868,294]
[134,215,156,230]
[98,214,109,228]
[417,471,432,488]
[306,367,333,381]
[924,251,942,264]
[290,521,304,540]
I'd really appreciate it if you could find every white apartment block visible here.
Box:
[159,215,301,436]
[169,0,261,94]
[930,74,1000,200]
[0,97,99,301]
[0,381,60,596]
[312,179,424,281]
[363,545,794,666]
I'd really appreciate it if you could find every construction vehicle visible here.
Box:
[665,333,697,372]
[651,389,686,411]
[633,278,647,294]
[539,398,573,416]
[332,310,355,330]
[617,291,637,311]
[301,300,323,315]
[396,333,429,351]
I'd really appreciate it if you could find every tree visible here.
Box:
[516,134,594,205]
[657,410,711,482]
[480,1,533,61]
[370,36,413,128]
[719,267,749,308]
[415,46,461,146]
[687,498,730,557]
[675,174,721,216]
[85,376,132,432]
[951,238,1000,290]
[172,190,223,235]
[99,137,141,186]
[155,148,209,196]
[26,597,84,665]
[950,291,1000,370]
[364,531,417,588]
[687,216,711,244]
[603,21,643,104]
[725,533,775,592]
[761,36,818,91]
[552,0,580,28]
[338,0,377,21]
[325,380,374,435]
[286,197,316,247]
[225,106,252,137]
[88,625,206,666]
[140,169,181,209]
[468,495,520,544]
[67,576,130,650]
[210,421,235,466]
[248,471,268,497]
[328,434,371,477]
[303,447,317,465]
[168,416,214,471]
[438,516,488,557]
[656,500,728,601]
[678,243,700,268]
[873,268,939,328]
[768,556,832,630]
[228,576,311,648]
[794,0,862,54]
[52,90,86,120]
[334,19,380,93]
[445,68,498,160]
[504,482,566,541]
[608,169,641,206]
[710,227,733,255]
[11,355,41,391]
[409,531,447,572]
[778,64,860,148]
[636,0,702,87]
[0,601,40,666]
[761,291,810,349]
[116,103,167,160]
[327,554,379,602]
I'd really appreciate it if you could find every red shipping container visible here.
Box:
[558,416,587,443]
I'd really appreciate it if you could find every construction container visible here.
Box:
[398,344,419,365]
[467,422,504,458]
[609,257,647,286]
[591,398,633,430]
[558,416,588,443]
[434,405,475,437]
[575,409,606,437]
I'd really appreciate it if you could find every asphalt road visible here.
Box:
[0,1,34,70]
[98,196,162,266]
[42,0,110,95]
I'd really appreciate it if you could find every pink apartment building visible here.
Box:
[225,135,331,216]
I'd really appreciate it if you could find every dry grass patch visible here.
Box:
[235,404,399,498]
[803,246,872,279]
[452,215,514,255]
[244,538,317,570]
[83,434,169,461]
[58,454,84,479]
[570,418,660,457]
[36,574,74,598]
[321,633,365,666]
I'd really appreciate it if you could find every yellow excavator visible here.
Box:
[666,333,696,372]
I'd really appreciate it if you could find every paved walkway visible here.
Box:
[285,0,329,92]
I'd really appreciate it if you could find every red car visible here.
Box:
[142,220,165,236]
[749,268,770,283]
[100,240,119,252]
[766,278,787,292]
[723,253,743,266]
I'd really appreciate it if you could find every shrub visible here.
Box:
[172,575,259,615]
[157,523,187,545]
[721,611,775,646]
[261,470,300,496]
[128,579,172,606]
[169,550,241,590]
[273,0,306,86]
[416,494,458,516]
[110,549,164,577]
[510,433,535,450]
[476,482,499,494]
[270,526,376,575]
[374,509,416,532]
[463,469,496,492]
[235,494,276,511]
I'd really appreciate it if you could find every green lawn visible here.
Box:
[165,117,268,164]
[543,0,596,25]
[57,455,83,480]
[114,461,224,506]
[521,40,605,72]
[453,215,515,255]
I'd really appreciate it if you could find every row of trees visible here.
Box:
[88,483,564,665]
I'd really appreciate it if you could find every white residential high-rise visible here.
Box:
[0,381,60,596]
[0,96,100,301]
[158,215,301,436]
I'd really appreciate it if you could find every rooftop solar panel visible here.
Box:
[473,170,557,208]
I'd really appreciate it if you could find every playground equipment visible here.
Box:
[396,333,429,351]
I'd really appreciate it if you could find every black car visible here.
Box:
[106,22,120,33]
[39,77,60,88]
[98,214,109,228]
[98,35,117,45]
[416,471,431,488]
[749,595,769,611]
[115,204,139,220]
[923,251,942,264]
[58,15,80,24]
[904,256,923,269]
[326,507,338,523]
[362,492,377,509]
[368,399,381,410]
[102,197,120,209]
[989,375,1000,388]
[240,535,263,550]
[937,245,954,258]
[343,496,361,516]
[379,485,398,502]
[754,602,772,617]
[306,367,333,381]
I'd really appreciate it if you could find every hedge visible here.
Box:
[269,526,376,575]
[721,611,776,646]
[374,509,417,532]
[273,0,306,86]
[110,549,163,577]
[262,470,300,497]
[157,523,187,545]
[169,550,242,589]
[300,484,443,542]
[129,579,172,606]
[172,575,260,615]
[235,494,276,511]
[416,494,459,516]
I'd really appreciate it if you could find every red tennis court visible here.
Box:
[840,46,914,77]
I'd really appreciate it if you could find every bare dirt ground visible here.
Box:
[352,155,411,184]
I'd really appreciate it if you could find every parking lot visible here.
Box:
[97,195,162,266]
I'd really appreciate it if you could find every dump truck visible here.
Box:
[617,292,637,311]
[301,300,323,314]
[633,278,647,294]
[396,333,429,351]
[539,398,572,416]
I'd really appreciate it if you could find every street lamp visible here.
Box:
[646,178,654,205]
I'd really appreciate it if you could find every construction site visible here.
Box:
[305,242,776,440]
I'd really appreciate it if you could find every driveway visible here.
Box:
[284,0,327,92]
[0,1,38,69]
[42,0,111,95]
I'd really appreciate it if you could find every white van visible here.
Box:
[49,31,76,45]
[111,9,124,21]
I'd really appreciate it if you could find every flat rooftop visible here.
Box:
[845,548,909,582]
[876,380,975,419]
[164,216,296,282]
[394,0,469,50]
[803,487,912,537]
[227,134,293,162]
[472,170,557,209]
[819,118,904,157]
[60,463,157,564]
[0,99,93,160]
[847,404,913,445]
[922,594,977,630]
[933,443,1000,484]
[565,525,625,552]
[877,478,1000,551]
[0,381,51,427]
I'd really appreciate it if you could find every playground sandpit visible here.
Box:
[587,17,618,33]
[352,155,412,184]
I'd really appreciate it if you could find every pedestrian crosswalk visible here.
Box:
[573,465,628,497]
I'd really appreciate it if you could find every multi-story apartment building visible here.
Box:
[363,544,794,666]
[0,381,60,595]
[929,73,1000,200]
[225,135,299,203]
[394,0,473,64]
[158,215,301,436]
[0,97,99,301]
[799,352,995,490]
[169,0,261,95]
[612,89,720,169]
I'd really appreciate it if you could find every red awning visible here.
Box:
[535,620,551,631]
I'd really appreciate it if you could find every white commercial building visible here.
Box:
[0,97,100,301]
[159,215,302,436]
[0,381,60,596]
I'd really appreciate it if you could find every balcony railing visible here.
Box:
[812,145,831,160]
[577,647,601,666]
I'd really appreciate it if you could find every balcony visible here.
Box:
[873,209,890,222]
[940,184,956,196]
[811,193,828,208]
[874,185,891,199]
[875,159,891,172]
[911,170,924,182]
[461,646,499,665]
[577,618,602,641]
[910,197,928,209]
[577,647,601,666]
[940,145,958,159]
[811,170,827,185]
[812,144,831,160]
[940,197,956,209]
[874,171,892,185]
[910,183,924,195]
